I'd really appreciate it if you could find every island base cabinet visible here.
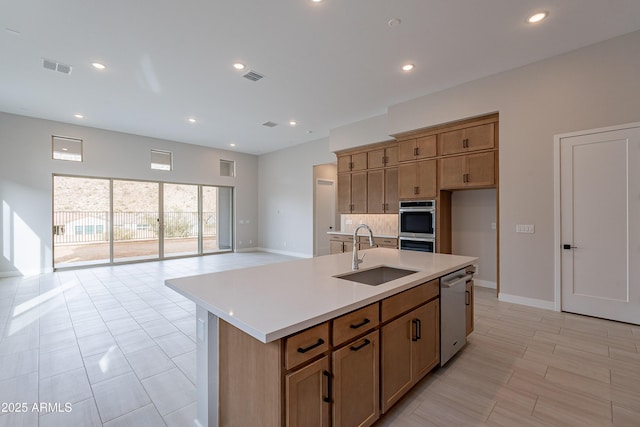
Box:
[381,299,440,413]
[286,356,331,427]
[332,331,380,427]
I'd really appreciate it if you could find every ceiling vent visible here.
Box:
[262,121,278,128]
[243,70,264,82]
[42,58,72,75]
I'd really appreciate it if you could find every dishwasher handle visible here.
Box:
[441,273,473,288]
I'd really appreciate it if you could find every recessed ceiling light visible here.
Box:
[527,11,548,24]
[91,62,106,70]
[387,18,401,28]
[230,143,236,147]
[311,0,323,3]
[233,63,246,70]
[401,64,415,72]
[74,114,84,119]
[289,120,297,126]
[187,117,196,123]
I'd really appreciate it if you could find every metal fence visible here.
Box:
[53,211,216,244]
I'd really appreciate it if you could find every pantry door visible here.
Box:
[559,125,640,324]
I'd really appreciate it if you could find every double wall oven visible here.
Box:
[399,200,436,252]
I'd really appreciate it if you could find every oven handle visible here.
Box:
[441,273,473,288]
[399,237,434,242]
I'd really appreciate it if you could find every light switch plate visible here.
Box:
[516,224,535,234]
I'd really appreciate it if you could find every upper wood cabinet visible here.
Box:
[439,152,495,190]
[398,160,437,200]
[338,172,367,213]
[338,152,367,173]
[398,135,437,162]
[439,123,495,156]
[368,145,398,169]
[367,168,398,213]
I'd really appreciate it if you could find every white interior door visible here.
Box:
[315,179,335,256]
[560,126,640,324]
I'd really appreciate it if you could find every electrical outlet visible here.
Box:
[491,222,496,230]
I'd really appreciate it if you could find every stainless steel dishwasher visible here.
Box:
[440,265,475,365]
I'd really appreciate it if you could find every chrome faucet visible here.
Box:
[352,224,377,270]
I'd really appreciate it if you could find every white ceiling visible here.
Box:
[2,1,640,155]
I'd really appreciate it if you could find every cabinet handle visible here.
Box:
[466,290,471,306]
[413,147,419,156]
[384,203,389,211]
[414,186,419,195]
[382,203,386,211]
[323,370,332,403]
[411,319,419,342]
[462,138,469,148]
[416,318,422,340]
[297,338,325,354]
[383,155,388,164]
[463,173,469,183]
[350,338,371,352]
[349,161,354,170]
[349,318,371,329]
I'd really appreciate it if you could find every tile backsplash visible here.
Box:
[340,214,398,236]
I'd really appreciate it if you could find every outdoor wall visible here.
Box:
[0,112,259,276]
[258,137,336,257]
[331,30,640,306]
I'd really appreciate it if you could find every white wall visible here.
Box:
[258,137,336,257]
[0,112,259,276]
[451,190,497,287]
[332,30,640,304]
[329,114,390,152]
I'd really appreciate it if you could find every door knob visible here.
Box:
[563,244,578,250]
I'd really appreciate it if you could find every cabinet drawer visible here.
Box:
[285,322,330,370]
[329,234,352,243]
[333,303,379,347]
[381,279,439,323]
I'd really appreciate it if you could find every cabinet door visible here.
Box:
[286,356,330,427]
[398,162,417,199]
[411,299,440,382]
[380,311,413,413]
[397,139,417,162]
[367,169,385,214]
[415,135,437,159]
[344,242,354,253]
[384,167,399,213]
[466,151,495,187]
[333,331,380,427]
[438,156,466,189]
[367,149,386,169]
[385,146,398,166]
[416,160,437,198]
[351,172,368,213]
[330,241,344,254]
[337,155,352,173]
[337,174,352,213]
[439,123,495,155]
[466,280,474,336]
[351,152,368,171]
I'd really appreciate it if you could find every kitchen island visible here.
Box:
[166,248,476,427]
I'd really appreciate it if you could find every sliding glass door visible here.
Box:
[163,183,199,257]
[112,180,160,262]
[53,175,233,269]
[53,176,111,267]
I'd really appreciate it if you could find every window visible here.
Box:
[85,225,94,235]
[96,225,104,234]
[52,136,83,162]
[220,159,235,177]
[75,226,83,235]
[151,150,172,171]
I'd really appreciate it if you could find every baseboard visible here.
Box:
[235,247,260,253]
[0,268,52,278]
[255,247,312,259]
[498,292,555,311]
[0,271,22,279]
[474,279,496,289]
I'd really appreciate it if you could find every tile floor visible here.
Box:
[0,252,297,427]
[2,253,640,426]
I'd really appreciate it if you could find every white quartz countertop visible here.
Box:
[165,249,477,343]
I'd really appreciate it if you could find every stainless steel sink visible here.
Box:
[334,266,418,286]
